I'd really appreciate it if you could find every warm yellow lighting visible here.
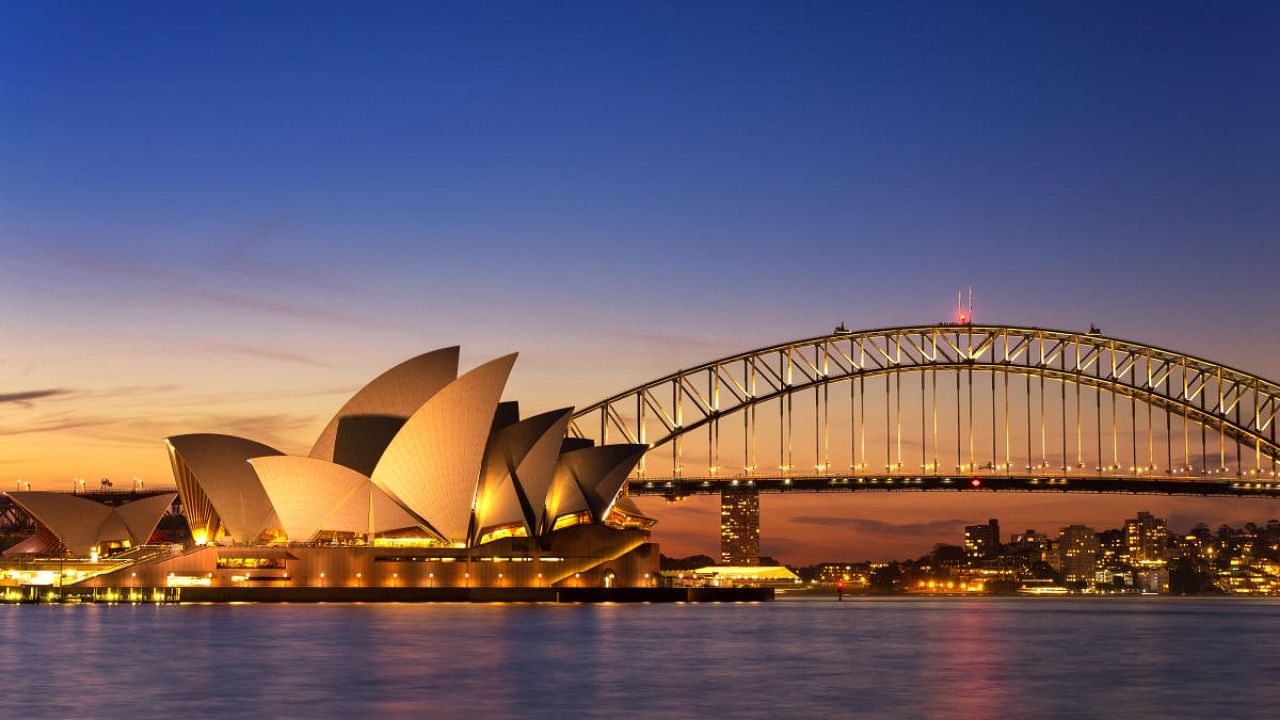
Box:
[552,512,590,532]
[166,575,212,587]
[373,536,451,548]
[476,524,529,544]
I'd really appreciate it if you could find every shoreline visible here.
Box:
[2,585,774,604]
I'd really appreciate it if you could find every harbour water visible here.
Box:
[2,596,1276,719]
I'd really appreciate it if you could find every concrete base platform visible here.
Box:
[158,586,773,603]
[7,586,775,604]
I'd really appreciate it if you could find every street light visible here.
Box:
[55,539,66,602]
[132,476,143,492]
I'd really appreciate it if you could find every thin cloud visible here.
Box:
[51,410,320,454]
[216,344,331,368]
[143,412,320,453]
[17,240,167,284]
[205,412,317,437]
[0,388,72,407]
[179,384,357,407]
[0,385,177,406]
[0,417,114,437]
[789,515,970,538]
[19,239,372,326]
[191,288,367,325]
[73,385,179,401]
[593,328,743,354]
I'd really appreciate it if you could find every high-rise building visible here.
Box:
[964,518,1000,560]
[1058,525,1101,587]
[1007,529,1054,567]
[720,488,760,565]
[1125,511,1168,567]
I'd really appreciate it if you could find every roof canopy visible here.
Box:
[310,347,460,465]
[5,492,177,556]
[156,347,654,550]
[166,434,283,543]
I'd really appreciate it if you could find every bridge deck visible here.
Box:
[628,474,1280,498]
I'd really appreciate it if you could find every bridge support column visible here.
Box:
[720,488,760,566]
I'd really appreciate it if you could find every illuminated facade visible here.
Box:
[158,345,655,584]
[666,564,800,588]
[720,488,760,565]
[14,348,660,590]
[77,524,657,591]
[1058,525,1101,587]
[1124,511,1168,567]
[964,518,1000,560]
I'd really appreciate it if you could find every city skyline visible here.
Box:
[4,2,1280,564]
[797,509,1280,597]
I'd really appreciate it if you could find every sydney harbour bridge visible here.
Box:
[562,322,1280,561]
[570,323,1280,501]
[5,323,1280,551]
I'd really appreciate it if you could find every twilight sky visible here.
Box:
[2,2,1279,563]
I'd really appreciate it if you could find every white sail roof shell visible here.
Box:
[576,445,647,522]
[309,347,460,464]
[546,445,647,528]
[370,353,517,543]
[165,434,284,543]
[473,408,573,541]
[115,493,180,546]
[543,460,590,533]
[250,456,419,542]
[6,492,177,555]
[7,493,113,555]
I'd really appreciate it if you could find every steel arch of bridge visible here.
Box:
[568,324,1280,497]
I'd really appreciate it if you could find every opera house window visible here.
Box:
[216,557,285,570]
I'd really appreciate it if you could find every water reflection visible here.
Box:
[1,598,1277,719]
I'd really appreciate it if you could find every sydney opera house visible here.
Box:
[3,348,661,594]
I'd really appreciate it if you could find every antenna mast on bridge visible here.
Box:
[956,287,973,325]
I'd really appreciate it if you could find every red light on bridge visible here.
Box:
[970,478,982,488]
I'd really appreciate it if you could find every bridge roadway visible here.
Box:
[627,473,1280,498]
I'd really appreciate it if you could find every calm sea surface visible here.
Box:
[1,596,1276,719]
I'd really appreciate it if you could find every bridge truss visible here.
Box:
[569,325,1280,498]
